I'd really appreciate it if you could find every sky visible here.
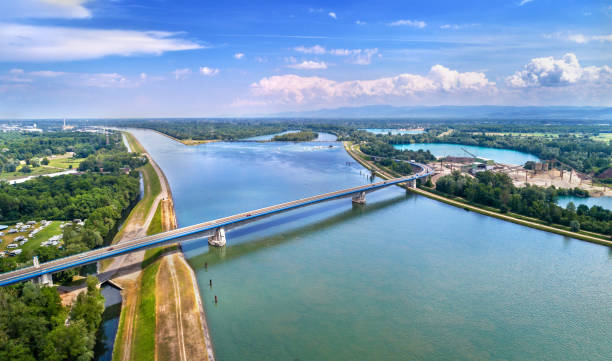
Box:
[0,0,611,118]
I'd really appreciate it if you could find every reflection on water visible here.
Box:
[129,128,612,361]
[93,284,122,361]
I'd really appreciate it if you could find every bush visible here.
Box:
[570,220,580,232]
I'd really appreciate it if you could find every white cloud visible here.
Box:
[287,61,328,70]
[355,20,366,25]
[567,34,589,43]
[506,53,612,87]
[30,70,66,77]
[592,34,612,42]
[328,12,337,19]
[1,68,141,88]
[388,19,426,28]
[440,23,478,30]
[294,45,326,54]
[519,0,534,5]
[251,65,494,103]
[294,45,379,65]
[140,73,147,80]
[0,24,202,62]
[0,0,92,19]
[200,67,220,76]
[234,52,244,59]
[172,68,191,80]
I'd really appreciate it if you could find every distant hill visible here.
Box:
[272,106,612,120]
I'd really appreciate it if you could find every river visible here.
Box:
[128,128,612,361]
[394,143,539,165]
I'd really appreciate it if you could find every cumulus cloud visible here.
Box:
[172,68,191,80]
[328,12,337,19]
[0,24,202,62]
[519,0,534,5]
[200,67,220,76]
[0,0,92,19]
[506,53,612,88]
[388,19,426,28]
[251,65,494,103]
[294,45,379,65]
[355,20,366,25]
[234,52,244,59]
[287,61,327,70]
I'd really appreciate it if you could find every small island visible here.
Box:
[272,131,318,142]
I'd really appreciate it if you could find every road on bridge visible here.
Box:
[0,161,433,286]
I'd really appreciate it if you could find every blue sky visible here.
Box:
[0,0,611,118]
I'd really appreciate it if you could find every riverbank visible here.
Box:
[343,141,612,247]
[147,128,221,146]
[111,130,212,361]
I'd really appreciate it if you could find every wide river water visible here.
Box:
[128,129,612,361]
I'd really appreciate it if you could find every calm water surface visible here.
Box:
[94,285,122,361]
[129,129,612,361]
[394,143,540,165]
[557,195,612,210]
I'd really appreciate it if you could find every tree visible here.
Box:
[19,166,31,173]
[41,158,49,165]
[570,220,581,232]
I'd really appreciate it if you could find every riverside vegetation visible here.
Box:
[0,131,146,361]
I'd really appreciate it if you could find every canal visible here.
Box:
[129,128,612,361]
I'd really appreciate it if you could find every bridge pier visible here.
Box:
[208,227,227,247]
[352,191,366,204]
[32,256,53,287]
[406,179,417,189]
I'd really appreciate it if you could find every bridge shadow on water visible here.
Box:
[186,192,414,269]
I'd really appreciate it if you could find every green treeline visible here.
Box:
[385,131,611,175]
[272,131,318,141]
[0,132,113,173]
[435,171,612,235]
[360,140,436,164]
[0,276,104,361]
[0,173,140,273]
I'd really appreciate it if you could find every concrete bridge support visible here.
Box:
[352,191,366,204]
[32,256,53,286]
[407,179,417,189]
[208,227,227,247]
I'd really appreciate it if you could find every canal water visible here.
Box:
[394,143,540,165]
[94,284,122,361]
[128,129,612,361]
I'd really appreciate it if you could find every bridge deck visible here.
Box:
[0,161,433,286]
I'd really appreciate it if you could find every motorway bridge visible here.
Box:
[0,161,434,286]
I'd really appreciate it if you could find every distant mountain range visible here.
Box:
[271,106,612,120]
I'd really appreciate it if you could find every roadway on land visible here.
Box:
[0,161,433,286]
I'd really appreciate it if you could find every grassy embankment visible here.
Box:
[99,133,161,271]
[344,141,612,247]
[113,246,174,361]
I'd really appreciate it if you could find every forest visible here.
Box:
[435,171,612,235]
[359,140,437,164]
[0,276,104,361]
[0,132,114,174]
[272,131,318,141]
